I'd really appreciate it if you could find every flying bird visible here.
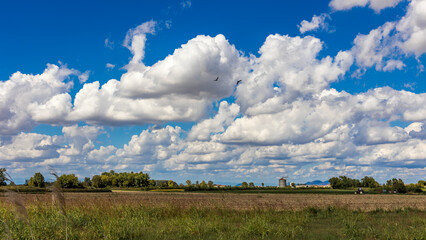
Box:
[236,80,242,85]
[214,77,219,81]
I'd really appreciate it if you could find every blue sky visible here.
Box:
[1,0,425,185]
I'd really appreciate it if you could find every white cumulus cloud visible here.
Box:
[299,14,330,34]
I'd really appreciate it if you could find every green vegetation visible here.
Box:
[56,174,80,189]
[91,170,151,188]
[329,176,379,189]
[27,172,45,188]
[0,203,424,239]
[329,176,425,194]
[1,168,425,195]
[0,168,7,186]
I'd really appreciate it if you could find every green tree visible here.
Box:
[361,176,379,188]
[28,172,45,187]
[208,181,214,188]
[249,182,255,187]
[168,180,177,188]
[200,180,207,189]
[0,168,8,186]
[406,183,422,193]
[186,180,192,187]
[329,176,360,189]
[241,182,248,188]
[329,177,342,189]
[261,183,264,187]
[57,174,79,188]
[82,177,92,188]
[386,178,406,193]
[418,180,425,187]
[290,182,296,188]
[92,175,105,188]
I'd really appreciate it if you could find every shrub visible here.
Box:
[28,172,46,188]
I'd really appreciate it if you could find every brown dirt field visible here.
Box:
[1,191,425,211]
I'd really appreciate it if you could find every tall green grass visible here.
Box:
[0,203,425,239]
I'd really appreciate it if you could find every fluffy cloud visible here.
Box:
[123,20,157,70]
[0,64,76,135]
[116,126,181,164]
[119,34,246,99]
[188,101,240,141]
[351,22,398,71]
[67,22,248,125]
[3,3,426,184]
[106,63,115,69]
[396,0,426,56]
[330,0,403,12]
[351,0,426,72]
[0,133,61,163]
[299,14,330,34]
[235,34,353,113]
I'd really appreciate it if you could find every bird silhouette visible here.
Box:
[214,77,219,81]
[236,80,242,85]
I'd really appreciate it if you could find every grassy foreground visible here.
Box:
[1,203,425,240]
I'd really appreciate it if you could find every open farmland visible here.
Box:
[1,192,425,239]
[2,191,425,211]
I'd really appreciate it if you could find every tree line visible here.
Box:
[1,168,425,193]
[328,176,425,193]
[0,168,152,189]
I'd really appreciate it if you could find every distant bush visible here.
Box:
[28,172,46,188]
[385,178,406,193]
[0,186,48,193]
[92,170,150,188]
[0,168,7,186]
[57,174,81,188]
[61,188,111,193]
[406,184,423,193]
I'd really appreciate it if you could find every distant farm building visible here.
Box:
[279,177,287,188]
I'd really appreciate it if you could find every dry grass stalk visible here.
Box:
[51,182,67,217]
[49,167,68,240]
[4,172,35,240]
[1,220,13,240]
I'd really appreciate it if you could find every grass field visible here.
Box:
[1,192,425,239]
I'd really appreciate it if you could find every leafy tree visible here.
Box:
[386,178,406,193]
[92,175,105,188]
[186,180,192,187]
[82,177,92,188]
[168,180,176,188]
[208,181,214,188]
[28,172,45,187]
[0,168,8,186]
[249,182,255,187]
[329,176,360,189]
[418,180,425,187]
[290,182,296,187]
[406,183,422,193]
[200,180,207,189]
[261,183,264,187]
[57,174,79,188]
[241,182,248,188]
[361,176,379,188]
[329,177,343,189]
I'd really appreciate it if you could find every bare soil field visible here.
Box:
[2,191,425,211]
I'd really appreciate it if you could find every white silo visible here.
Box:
[279,177,287,188]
